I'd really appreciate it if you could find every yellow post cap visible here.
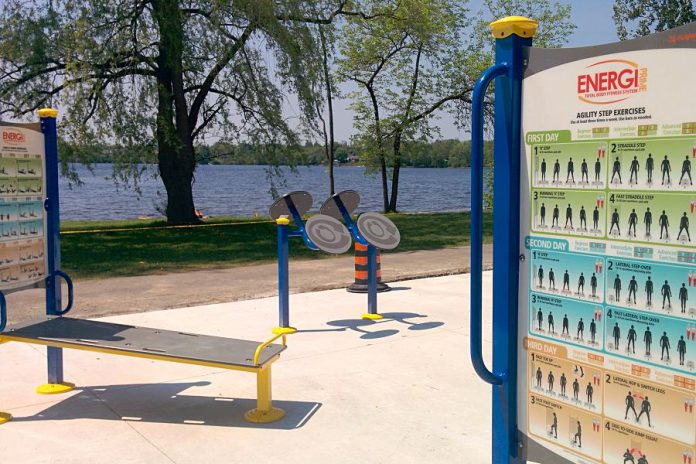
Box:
[490,16,538,39]
[38,108,59,118]
[276,217,290,225]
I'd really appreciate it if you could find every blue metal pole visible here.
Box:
[367,245,377,314]
[491,24,533,464]
[277,219,290,328]
[39,108,64,385]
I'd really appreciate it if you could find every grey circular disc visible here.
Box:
[306,215,353,254]
[269,191,313,221]
[319,190,361,221]
[357,212,401,250]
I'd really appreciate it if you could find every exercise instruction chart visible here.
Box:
[519,33,696,464]
[0,122,47,292]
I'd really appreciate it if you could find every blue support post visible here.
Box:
[38,108,74,394]
[40,109,64,384]
[273,217,297,335]
[470,17,536,464]
[366,245,377,315]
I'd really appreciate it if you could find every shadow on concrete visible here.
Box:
[384,286,412,291]
[326,312,444,339]
[12,381,321,430]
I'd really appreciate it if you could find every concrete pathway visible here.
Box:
[7,245,492,324]
[0,272,495,464]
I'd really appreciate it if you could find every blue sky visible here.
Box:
[328,0,620,142]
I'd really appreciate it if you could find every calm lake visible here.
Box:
[59,164,473,221]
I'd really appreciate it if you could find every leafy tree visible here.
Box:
[0,1,363,224]
[613,0,696,39]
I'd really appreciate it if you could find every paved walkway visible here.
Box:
[0,272,494,464]
[7,245,492,324]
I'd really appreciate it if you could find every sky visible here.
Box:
[323,0,620,143]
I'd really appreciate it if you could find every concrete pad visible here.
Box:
[0,272,496,463]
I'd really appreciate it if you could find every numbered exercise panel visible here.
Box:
[518,26,696,464]
[0,122,47,292]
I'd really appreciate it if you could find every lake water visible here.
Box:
[59,164,473,220]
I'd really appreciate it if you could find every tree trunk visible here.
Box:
[388,130,402,212]
[153,0,199,225]
[366,85,389,212]
[319,27,335,196]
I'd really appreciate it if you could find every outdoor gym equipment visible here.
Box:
[0,109,289,425]
[470,15,696,464]
[320,190,401,320]
[269,190,352,333]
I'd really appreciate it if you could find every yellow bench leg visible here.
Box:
[0,412,11,424]
[244,365,285,423]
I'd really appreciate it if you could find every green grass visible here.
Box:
[60,211,492,279]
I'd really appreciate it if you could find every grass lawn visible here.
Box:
[60,211,493,279]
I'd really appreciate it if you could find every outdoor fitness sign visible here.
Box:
[518,22,696,464]
[0,121,47,291]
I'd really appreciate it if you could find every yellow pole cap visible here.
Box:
[490,16,538,39]
[276,217,290,226]
[38,108,59,119]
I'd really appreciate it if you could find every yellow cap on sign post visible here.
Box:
[490,16,538,39]
[37,108,59,118]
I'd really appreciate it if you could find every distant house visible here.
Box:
[346,154,359,164]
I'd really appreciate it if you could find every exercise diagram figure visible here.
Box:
[593,206,600,231]
[628,276,638,304]
[681,155,693,185]
[577,272,585,295]
[560,373,567,396]
[623,448,635,464]
[629,156,639,183]
[590,272,597,297]
[579,206,587,230]
[680,283,688,313]
[537,307,543,331]
[562,314,570,336]
[553,204,560,227]
[644,327,652,356]
[660,331,671,360]
[572,378,580,401]
[541,158,547,181]
[644,207,652,236]
[646,153,654,183]
[540,203,546,226]
[565,204,573,229]
[659,210,669,239]
[549,268,556,290]
[627,325,637,354]
[662,280,672,309]
[577,317,584,341]
[678,335,687,366]
[662,155,671,184]
[548,311,555,333]
[573,421,582,448]
[612,157,622,184]
[614,274,622,301]
[536,367,543,388]
[613,323,621,350]
[637,455,649,464]
[610,209,621,235]
[567,157,575,183]
[595,157,601,183]
[645,276,653,306]
[548,370,555,392]
[581,158,588,183]
[678,212,691,242]
[637,396,652,427]
[553,159,561,182]
[538,265,544,288]
[550,412,558,439]
[586,382,593,405]
[625,391,638,420]
[590,318,597,344]
[628,209,638,237]
[563,270,570,292]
